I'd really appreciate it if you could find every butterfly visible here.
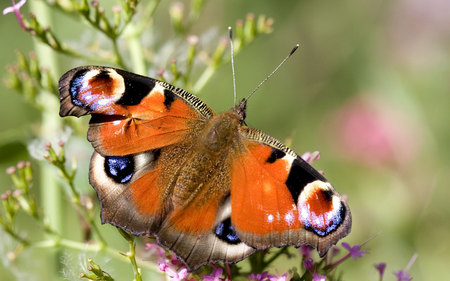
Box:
[58,65,351,271]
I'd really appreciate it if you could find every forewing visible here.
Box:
[58,66,213,156]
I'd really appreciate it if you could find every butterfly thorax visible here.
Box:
[201,112,241,153]
[171,112,240,208]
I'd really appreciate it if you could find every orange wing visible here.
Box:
[231,127,352,256]
[89,151,167,234]
[59,66,255,270]
[59,66,213,156]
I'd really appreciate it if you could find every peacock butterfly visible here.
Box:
[58,63,351,270]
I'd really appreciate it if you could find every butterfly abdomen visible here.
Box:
[171,152,217,208]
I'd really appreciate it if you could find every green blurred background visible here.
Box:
[1,0,450,280]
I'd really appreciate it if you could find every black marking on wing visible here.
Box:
[94,70,112,81]
[104,155,135,184]
[116,69,155,105]
[321,189,333,202]
[157,80,214,119]
[163,89,176,110]
[215,218,241,245]
[89,114,126,124]
[266,147,286,164]
[152,149,162,162]
[285,158,326,205]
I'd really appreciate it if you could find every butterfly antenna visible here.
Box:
[229,27,238,105]
[243,44,299,103]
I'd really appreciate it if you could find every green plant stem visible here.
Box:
[30,5,64,279]
[3,226,30,246]
[123,0,162,74]
[127,238,143,281]
[264,246,289,267]
[56,162,107,246]
[326,253,351,271]
[111,37,126,68]
[55,45,122,66]
[126,26,146,75]
[31,238,159,273]
[248,251,266,273]
[78,9,127,68]
[118,229,144,281]
[30,0,63,237]
[193,65,217,93]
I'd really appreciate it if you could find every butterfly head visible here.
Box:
[230,98,247,124]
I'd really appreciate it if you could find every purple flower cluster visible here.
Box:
[143,239,417,281]
[249,271,288,281]
[375,253,417,281]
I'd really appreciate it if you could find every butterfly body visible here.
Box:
[58,66,351,270]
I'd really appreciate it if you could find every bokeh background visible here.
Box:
[1,0,450,280]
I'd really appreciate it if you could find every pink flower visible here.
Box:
[299,245,312,258]
[161,265,188,281]
[249,271,269,281]
[268,273,288,281]
[169,253,183,266]
[303,258,314,270]
[112,5,121,13]
[6,166,16,175]
[301,151,320,163]
[167,267,188,281]
[393,253,417,281]
[158,258,190,281]
[158,260,169,272]
[312,273,326,281]
[157,69,165,76]
[341,242,366,260]
[327,242,366,270]
[145,242,166,259]
[330,246,340,257]
[393,270,412,281]
[375,263,386,278]
[2,0,27,30]
[327,96,421,168]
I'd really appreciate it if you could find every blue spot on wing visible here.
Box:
[215,218,241,244]
[304,204,346,237]
[69,70,89,107]
[104,155,134,184]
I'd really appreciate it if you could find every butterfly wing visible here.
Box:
[59,66,254,270]
[89,150,167,234]
[59,66,213,236]
[231,127,351,256]
[59,66,213,156]
[89,134,255,271]
[59,66,350,269]
[156,178,256,270]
